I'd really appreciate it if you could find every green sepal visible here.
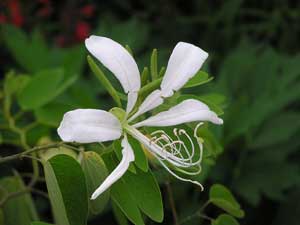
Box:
[87,55,122,107]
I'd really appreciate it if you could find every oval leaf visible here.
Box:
[44,154,88,225]
[31,222,54,225]
[81,151,110,215]
[211,214,240,225]
[103,154,144,225]
[125,168,163,222]
[112,201,130,225]
[209,184,244,218]
[127,135,148,172]
[0,175,38,225]
[184,71,213,88]
[18,68,64,109]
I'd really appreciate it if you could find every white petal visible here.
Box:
[126,91,138,114]
[57,109,122,143]
[160,42,208,96]
[85,36,140,112]
[128,90,164,122]
[128,42,208,120]
[91,135,135,199]
[133,99,223,128]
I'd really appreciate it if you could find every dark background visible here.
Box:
[1,0,300,225]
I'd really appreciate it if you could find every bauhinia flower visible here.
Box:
[57,36,223,200]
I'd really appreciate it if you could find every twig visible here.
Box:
[0,188,29,207]
[31,188,49,199]
[20,173,45,182]
[0,142,64,164]
[0,187,49,208]
[166,181,179,225]
[179,200,211,224]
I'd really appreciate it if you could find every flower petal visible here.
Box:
[129,42,208,120]
[85,36,140,112]
[57,109,122,143]
[161,42,208,97]
[133,99,223,128]
[91,135,135,199]
[128,90,164,122]
[126,91,138,114]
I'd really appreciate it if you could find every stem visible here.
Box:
[0,189,29,207]
[166,181,179,225]
[0,186,49,208]
[0,142,66,164]
[179,200,211,224]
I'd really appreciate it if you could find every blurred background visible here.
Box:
[0,0,300,225]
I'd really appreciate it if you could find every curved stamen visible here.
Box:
[125,123,205,189]
[126,125,203,168]
[152,151,204,191]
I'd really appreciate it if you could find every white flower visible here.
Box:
[57,36,223,200]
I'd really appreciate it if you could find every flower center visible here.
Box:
[109,107,127,124]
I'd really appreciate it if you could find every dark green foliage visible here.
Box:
[1,1,300,224]
[44,155,88,225]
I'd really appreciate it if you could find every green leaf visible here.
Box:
[30,29,50,70]
[87,55,122,107]
[150,49,158,81]
[62,45,85,76]
[17,68,64,109]
[38,146,77,161]
[34,102,74,127]
[44,154,88,225]
[104,154,144,225]
[112,201,130,225]
[125,168,163,222]
[2,25,51,72]
[127,135,149,172]
[211,214,239,225]
[31,222,53,225]
[0,175,38,225]
[4,72,30,97]
[2,25,44,72]
[209,184,244,218]
[198,95,224,116]
[184,71,213,88]
[197,126,223,158]
[3,72,30,111]
[81,151,110,215]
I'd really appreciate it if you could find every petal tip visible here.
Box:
[90,192,98,200]
[216,118,224,125]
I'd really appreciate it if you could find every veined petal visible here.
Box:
[161,42,208,96]
[57,109,122,143]
[133,99,223,128]
[128,42,208,120]
[126,91,138,114]
[128,90,164,122]
[85,36,141,112]
[91,135,135,199]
